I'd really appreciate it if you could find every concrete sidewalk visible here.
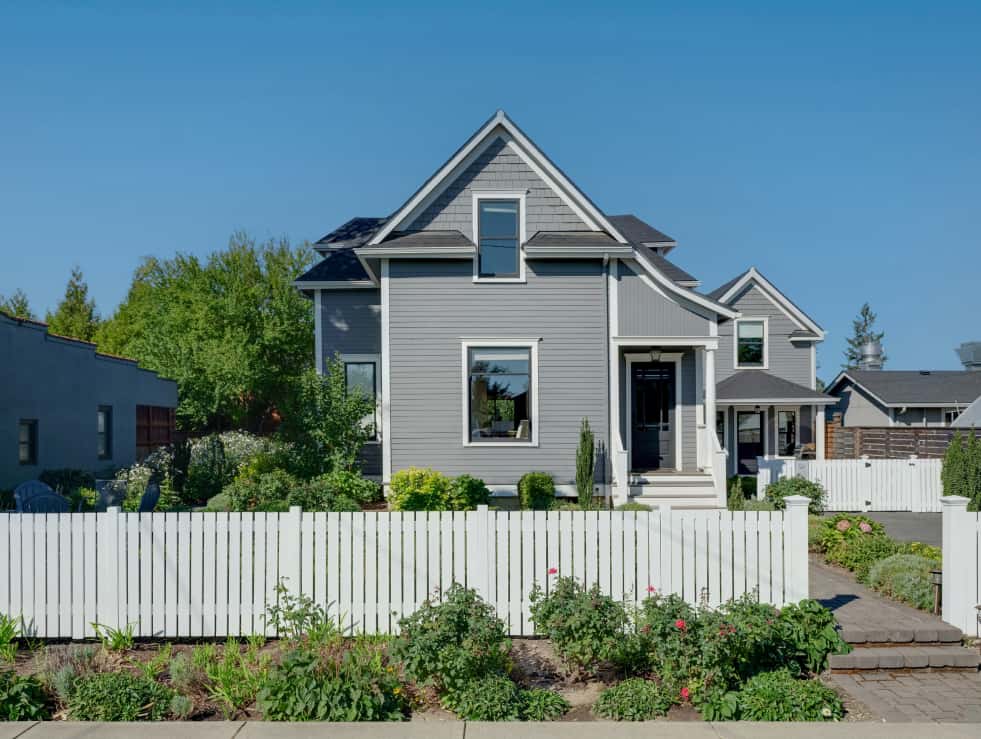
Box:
[4,722,981,738]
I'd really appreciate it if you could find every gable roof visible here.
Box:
[607,215,675,247]
[294,247,373,287]
[827,370,981,407]
[710,267,825,339]
[368,110,628,246]
[314,217,387,251]
[951,395,981,428]
[716,371,834,404]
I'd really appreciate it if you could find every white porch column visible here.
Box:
[704,347,717,442]
[815,404,826,460]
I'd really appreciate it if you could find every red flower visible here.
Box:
[646,585,657,593]
[547,567,558,575]
[675,619,687,631]
[680,687,690,701]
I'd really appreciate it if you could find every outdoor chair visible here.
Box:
[13,480,71,513]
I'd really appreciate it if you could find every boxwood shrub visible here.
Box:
[518,472,555,510]
[764,476,825,514]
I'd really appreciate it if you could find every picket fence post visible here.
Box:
[783,496,809,604]
[280,506,302,601]
[941,495,971,634]
[473,505,494,605]
[95,506,123,632]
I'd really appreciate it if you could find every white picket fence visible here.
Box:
[942,496,981,637]
[756,457,943,512]
[0,500,810,640]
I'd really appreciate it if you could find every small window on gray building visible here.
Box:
[777,410,797,456]
[477,199,519,278]
[18,420,38,465]
[344,362,377,440]
[97,406,113,460]
[736,320,766,368]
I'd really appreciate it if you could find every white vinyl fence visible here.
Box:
[0,500,810,640]
[942,496,981,637]
[757,457,943,512]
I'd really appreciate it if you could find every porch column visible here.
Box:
[705,347,717,456]
[815,404,826,460]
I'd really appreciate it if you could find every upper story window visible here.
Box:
[97,406,113,460]
[18,419,37,466]
[735,319,767,369]
[477,199,520,278]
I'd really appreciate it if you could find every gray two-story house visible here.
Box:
[296,111,833,507]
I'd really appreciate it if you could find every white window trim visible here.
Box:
[734,317,769,370]
[773,405,800,460]
[716,407,729,454]
[461,338,540,447]
[340,354,382,444]
[624,351,684,472]
[471,191,527,283]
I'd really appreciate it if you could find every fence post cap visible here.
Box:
[289,505,302,514]
[106,506,122,514]
[476,504,489,512]
[782,495,811,508]
[940,495,970,509]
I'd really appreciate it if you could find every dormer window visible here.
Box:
[472,192,526,282]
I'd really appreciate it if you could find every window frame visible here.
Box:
[18,419,38,466]
[774,406,798,458]
[734,317,769,370]
[471,191,527,283]
[943,407,961,426]
[461,338,540,447]
[341,353,381,444]
[715,408,728,452]
[97,405,113,460]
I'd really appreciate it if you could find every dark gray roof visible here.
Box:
[707,269,750,300]
[717,371,834,403]
[831,370,981,406]
[358,230,473,251]
[635,244,698,284]
[526,231,621,247]
[295,247,370,283]
[607,214,674,244]
[315,217,387,249]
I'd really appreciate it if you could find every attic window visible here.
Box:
[735,319,767,369]
[477,199,520,278]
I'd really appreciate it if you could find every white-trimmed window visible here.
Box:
[472,191,527,282]
[462,340,539,446]
[944,408,961,425]
[735,318,767,369]
[776,409,798,457]
[342,354,380,442]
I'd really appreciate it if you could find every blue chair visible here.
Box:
[138,482,161,513]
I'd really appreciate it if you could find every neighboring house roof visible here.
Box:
[951,395,981,428]
[314,217,387,250]
[708,266,825,339]
[826,370,981,408]
[606,214,675,247]
[294,247,372,286]
[716,371,836,404]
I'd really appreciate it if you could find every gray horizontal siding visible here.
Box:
[617,261,711,337]
[407,136,587,240]
[717,284,813,387]
[320,289,381,360]
[388,259,608,486]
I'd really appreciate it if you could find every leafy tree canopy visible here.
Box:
[0,289,35,320]
[95,233,315,432]
[46,266,100,341]
[843,302,886,369]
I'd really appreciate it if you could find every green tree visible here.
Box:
[0,289,35,320]
[46,266,100,340]
[843,302,886,369]
[95,233,315,432]
[942,431,967,498]
[575,417,595,508]
[276,359,375,478]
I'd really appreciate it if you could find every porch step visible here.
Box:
[829,645,980,671]
[840,624,964,645]
[630,472,713,485]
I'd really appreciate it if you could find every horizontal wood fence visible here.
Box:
[757,457,943,512]
[0,502,810,640]
[941,496,980,636]
[826,418,956,460]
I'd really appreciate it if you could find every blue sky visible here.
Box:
[1,1,979,380]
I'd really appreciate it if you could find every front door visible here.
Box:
[736,411,765,474]
[631,362,676,471]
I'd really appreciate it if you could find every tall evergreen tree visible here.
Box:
[0,289,35,320]
[46,266,99,341]
[843,302,886,369]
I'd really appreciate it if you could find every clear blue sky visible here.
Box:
[2,1,979,381]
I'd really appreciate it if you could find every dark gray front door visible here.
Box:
[737,411,765,474]
[631,362,676,471]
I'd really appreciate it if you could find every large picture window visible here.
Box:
[777,410,797,457]
[736,319,766,368]
[477,199,519,278]
[468,346,532,443]
[344,360,378,441]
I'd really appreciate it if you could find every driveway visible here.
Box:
[862,513,941,547]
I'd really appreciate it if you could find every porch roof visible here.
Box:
[717,371,835,405]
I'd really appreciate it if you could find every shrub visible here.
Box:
[529,576,629,676]
[727,475,757,500]
[841,534,898,582]
[616,502,651,511]
[626,592,700,687]
[391,584,510,697]
[736,668,843,721]
[0,671,50,721]
[519,688,570,721]
[444,674,522,720]
[897,540,942,563]
[778,599,851,673]
[257,644,405,722]
[449,474,491,510]
[764,476,825,514]
[593,678,672,721]
[66,672,176,721]
[867,553,938,611]
[942,430,981,510]
[289,472,366,511]
[223,469,360,512]
[818,513,886,556]
[743,500,776,511]
[39,468,95,496]
[576,417,596,509]
[518,472,555,510]
[389,467,454,511]
[264,580,342,647]
[202,638,271,719]
[727,478,745,511]
[0,614,18,662]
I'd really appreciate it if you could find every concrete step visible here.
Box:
[829,645,980,671]
[840,624,964,645]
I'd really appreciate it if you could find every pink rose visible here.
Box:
[680,687,690,701]
[836,520,851,532]
[547,567,558,575]
[646,585,657,593]
[675,619,687,631]
[859,522,872,533]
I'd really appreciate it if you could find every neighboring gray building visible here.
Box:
[295,111,832,507]
[0,311,178,489]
